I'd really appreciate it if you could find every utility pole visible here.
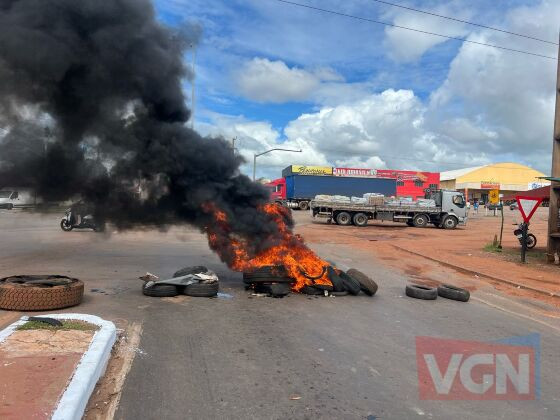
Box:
[231,137,237,153]
[547,34,560,263]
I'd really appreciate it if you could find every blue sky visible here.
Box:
[153,0,558,179]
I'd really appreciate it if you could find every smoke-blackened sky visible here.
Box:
[0,0,287,263]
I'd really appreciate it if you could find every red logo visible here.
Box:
[416,336,539,400]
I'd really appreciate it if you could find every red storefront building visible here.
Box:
[333,168,440,199]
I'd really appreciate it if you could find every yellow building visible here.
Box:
[440,162,549,203]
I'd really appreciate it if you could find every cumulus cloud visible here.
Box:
[234,58,343,103]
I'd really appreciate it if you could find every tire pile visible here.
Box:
[0,275,84,311]
[243,265,378,298]
[142,266,219,298]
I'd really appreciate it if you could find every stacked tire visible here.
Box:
[243,266,293,297]
[142,266,219,298]
[300,267,378,297]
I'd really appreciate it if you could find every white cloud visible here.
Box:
[234,58,343,103]
[383,3,472,62]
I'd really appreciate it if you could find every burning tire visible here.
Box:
[338,271,361,295]
[0,275,84,311]
[405,284,437,300]
[143,284,179,297]
[243,277,294,284]
[346,269,378,296]
[254,283,291,297]
[183,282,219,297]
[243,266,287,280]
[301,285,324,295]
[437,284,470,302]
[326,266,346,292]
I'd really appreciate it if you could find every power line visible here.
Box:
[272,0,558,60]
[367,0,558,46]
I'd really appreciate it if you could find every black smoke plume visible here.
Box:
[0,0,290,264]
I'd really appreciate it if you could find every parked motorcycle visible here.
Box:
[513,222,536,249]
[60,208,104,232]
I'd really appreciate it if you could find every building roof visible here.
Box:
[440,166,484,181]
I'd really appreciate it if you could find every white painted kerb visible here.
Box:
[0,313,117,420]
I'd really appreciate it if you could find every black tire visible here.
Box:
[338,271,361,295]
[353,212,368,227]
[405,284,437,300]
[526,234,537,249]
[326,266,346,292]
[299,201,309,211]
[243,276,294,285]
[60,220,73,231]
[143,284,179,297]
[311,282,333,291]
[442,216,458,229]
[6,204,13,210]
[254,283,291,297]
[300,285,324,295]
[330,291,348,297]
[437,284,470,302]
[336,212,352,226]
[243,266,287,279]
[413,214,429,228]
[174,265,209,277]
[346,269,378,296]
[184,282,219,297]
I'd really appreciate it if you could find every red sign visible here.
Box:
[333,168,377,177]
[481,182,500,189]
[515,196,543,223]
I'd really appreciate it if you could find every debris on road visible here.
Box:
[243,265,378,298]
[140,266,219,298]
[437,284,470,302]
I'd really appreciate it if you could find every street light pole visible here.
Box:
[253,148,302,181]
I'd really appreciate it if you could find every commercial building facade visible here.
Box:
[440,163,548,203]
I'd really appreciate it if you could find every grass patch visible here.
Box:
[483,243,502,253]
[17,319,98,331]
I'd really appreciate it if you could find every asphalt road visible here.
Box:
[1,210,560,419]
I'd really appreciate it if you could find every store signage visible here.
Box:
[481,181,500,189]
[333,168,377,177]
[286,165,333,176]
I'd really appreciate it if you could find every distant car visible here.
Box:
[510,202,518,210]
[487,203,503,211]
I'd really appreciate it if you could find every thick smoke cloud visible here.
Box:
[0,0,288,263]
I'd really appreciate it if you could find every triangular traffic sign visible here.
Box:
[515,196,543,223]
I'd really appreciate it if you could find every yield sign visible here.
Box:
[515,195,543,223]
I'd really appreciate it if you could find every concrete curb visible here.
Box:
[393,245,560,299]
[0,313,117,420]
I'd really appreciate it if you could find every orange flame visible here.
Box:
[204,202,331,291]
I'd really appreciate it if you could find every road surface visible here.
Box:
[1,210,559,419]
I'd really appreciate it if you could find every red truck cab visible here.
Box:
[266,178,286,203]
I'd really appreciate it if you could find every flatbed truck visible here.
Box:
[310,190,467,229]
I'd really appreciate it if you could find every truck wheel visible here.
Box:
[336,212,352,226]
[299,201,309,211]
[442,216,458,229]
[413,214,429,228]
[353,213,368,227]
[6,204,13,210]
